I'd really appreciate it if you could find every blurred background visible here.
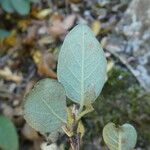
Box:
[0,0,150,149]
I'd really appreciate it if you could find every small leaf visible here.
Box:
[77,121,85,138]
[0,29,10,39]
[23,79,67,134]
[66,107,74,127]
[103,122,137,150]
[0,116,19,150]
[57,24,107,107]
[11,0,30,15]
[1,0,14,13]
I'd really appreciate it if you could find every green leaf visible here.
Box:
[0,29,10,39]
[103,122,137,150]
[11,0,30,15]
[30,0,40,3]
[57,24,107,107]
[1,0,14,13]
[0,116,19,150]
[23,79,67,134]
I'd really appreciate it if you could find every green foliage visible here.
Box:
[0,29,10,39]
[83,67,149,148]
[11,0,30,15]
[23,24,107,147]
[0,116,19,150]
[1,0,14,13]
[23,79,67,134]
[57,24,107,108]
[30,0,40,2]
[0,0,40,15]
[23,25,137,149]
[103,122,137,150]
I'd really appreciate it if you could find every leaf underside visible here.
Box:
[23,79,67,134]
[11,0,30,15]
[103,123,137,150]
[0,29,10,39]
[57,24,107,106]
[1,0,14,13]
[0,116,18,150]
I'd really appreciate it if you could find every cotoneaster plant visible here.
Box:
[23,24,137,150]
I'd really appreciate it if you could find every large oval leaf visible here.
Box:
[57,24,107,106]
[0,116,19,150]
[103,123,137,150]
[11,0,30,15]
[23,79,67,134]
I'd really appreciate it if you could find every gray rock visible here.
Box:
[105,0,150,91]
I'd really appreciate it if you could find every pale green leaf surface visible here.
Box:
[1,0,14,13]
[57,24,107,106]
[30,0,40,3]
[103,123,137,150]
[0,116,19,150]
[23,79,67,134]
[11,0,30,15]
[0,29,10,39]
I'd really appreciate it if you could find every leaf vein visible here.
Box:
[40,97,66,123]
[84,64,99,81]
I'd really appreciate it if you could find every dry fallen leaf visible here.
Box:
[36,8,52,19]
[2,103,14,119]
[49,13,76,37]
[38,35,54,46]
[48,13,65,37]
[0,67,22,83]
[17,20,30,30]
[23,26,37,45]
[32,51,57,79]
[32,50,41,64]
[22,123,39,141]
[63,14,76,30]
[3,30,18,47]
[91,20,101,36]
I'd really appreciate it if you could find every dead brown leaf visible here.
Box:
[3,30,18,47]
[91,20,101,36]
[63,14,76,30]
[17,19,30,30]
[23,26,37,45]
[36,9,52,19]
[22,123,39,141]
[49,13,76,37]
[32,51,57,79]
[0,67,22,83]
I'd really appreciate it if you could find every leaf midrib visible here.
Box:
[80,25,85,109]
[41,97,66,123]
[118,131,122,150]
